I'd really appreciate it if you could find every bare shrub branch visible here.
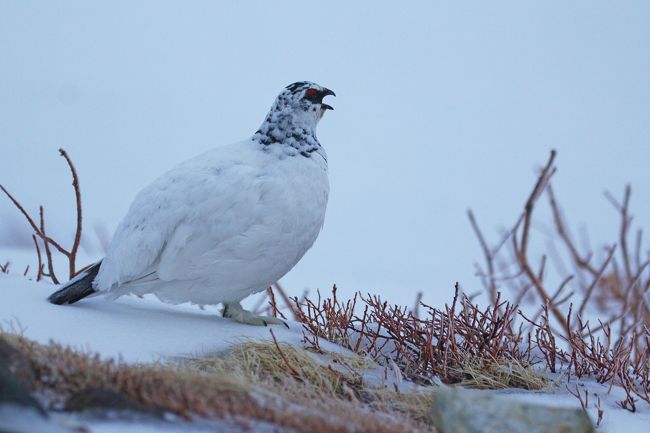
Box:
[292,151,648,413]
[0,148,86,283]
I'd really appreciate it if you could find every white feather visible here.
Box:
[95,139,328,305]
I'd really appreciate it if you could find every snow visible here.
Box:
[68,415,283,433]
[0,406,280,433]
[0,274,341,363]
[1,273,649,432]
[0,406,67,433]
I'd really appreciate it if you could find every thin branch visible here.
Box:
[548,184,598,277]
[520,150,557,257]
[513,150,568,330]
[468,209,497,304]
[619,186,633,282]
[577,245,616,318]
[39,206,59,284]
[31,235,43,282]
[59,148,83,277]
[412,291,423,319]
[273,281,299,321]
[269,328,301,378]
[605,186,634,282]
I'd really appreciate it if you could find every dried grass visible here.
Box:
[187,340,435,426]
[450,355,548,390]
[1,333,436,433]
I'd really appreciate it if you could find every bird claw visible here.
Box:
[222,302,288,328]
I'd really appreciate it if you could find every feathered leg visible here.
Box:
[222,302,288,328]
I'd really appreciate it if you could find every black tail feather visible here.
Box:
[47,262,102,305]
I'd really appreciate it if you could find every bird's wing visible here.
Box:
[94,141,270,290]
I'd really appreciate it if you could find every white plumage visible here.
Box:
[79,81,333,325]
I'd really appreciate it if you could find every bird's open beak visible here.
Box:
[320,88,336,110]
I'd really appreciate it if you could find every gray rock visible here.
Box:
[0,339,46,418]
[0,337,36,391]
[65,387,163,417]
[0,369,46,416]
[431,386,596,433]
[0,337,53,432]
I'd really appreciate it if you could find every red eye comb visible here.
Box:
[306,88,318,95]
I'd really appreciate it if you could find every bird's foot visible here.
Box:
[222,302,289,328]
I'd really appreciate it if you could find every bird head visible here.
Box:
[254,82,335,154]
[267,81,335,129]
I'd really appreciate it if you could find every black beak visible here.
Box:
[320,88,336,110]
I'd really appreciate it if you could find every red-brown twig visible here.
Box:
[468,209,498,304]
[266,286,287,320]
[31,235,43,282]
[548,184,599,277]
[58,148,83,278]
[273,281,299,320]
[511,150,569,330]
[269,328,301,379]
[0,148,85,283]
[38,206,59,284]
[577,245,616,318]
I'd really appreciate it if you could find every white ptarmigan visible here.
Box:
[48,81,334,326]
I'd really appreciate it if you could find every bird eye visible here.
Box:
[305,88,318,96]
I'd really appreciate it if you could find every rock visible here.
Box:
[64,388,162,417]
[0,337,52,431]
[431,386,596,433]
[0,368,47,416]
[0,337,45,417]
[0,337,36,390]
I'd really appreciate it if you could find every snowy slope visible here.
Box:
[0,274,327,363]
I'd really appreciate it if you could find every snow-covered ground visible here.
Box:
[0,405,286,433]
[0,274,339,363]
[1,273,649,432]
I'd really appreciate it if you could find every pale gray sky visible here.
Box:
[1,1,648,306]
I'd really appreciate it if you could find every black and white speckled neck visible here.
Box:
[253,81,331,159]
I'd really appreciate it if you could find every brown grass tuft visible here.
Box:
[450,355,548,390]
[1,333,436,433]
